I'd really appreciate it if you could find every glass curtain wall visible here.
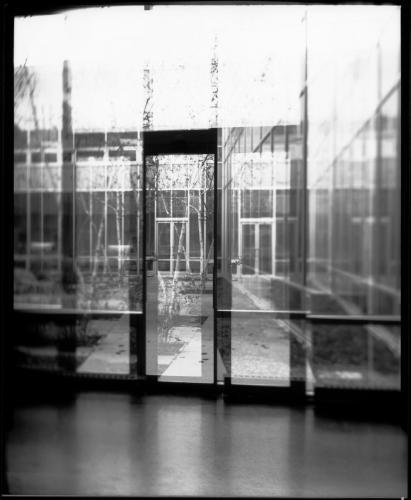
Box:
[215,8,307,388]
[13,10,146,375]
[13,121,144,375]
[216,125,306,388]
[306,7,401,390]
[13,4,401,391]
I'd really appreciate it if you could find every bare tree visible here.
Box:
[147,154,214,343]
[14,61,39,129]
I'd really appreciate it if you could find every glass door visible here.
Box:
[143,129,217,384]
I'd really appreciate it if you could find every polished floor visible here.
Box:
[5,391,407,497]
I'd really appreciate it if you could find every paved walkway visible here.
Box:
[77,316,129,374]
[160,314,214,383]
[160,326,203,380]
[76,276,294,383]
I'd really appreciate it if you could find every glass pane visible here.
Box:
[259,224,272,274]
[312,322,400,390]
[157,223,170,260]
[146,154,214,383]
[173,191,187,218]
[307,6,400,318]
[189,195,201,257]
[230,313,290,386]
[14,194,27,256]
[217,121,305,387]
[13,59,143,376]
[242,224,255,275]
[14,313,133,375]
[157,191,171,217]
[172,222,187,272]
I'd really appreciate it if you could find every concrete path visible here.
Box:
[160,313,214,383]
[75,276,292,382]
[160,326,202,380]
[77,315,129,374]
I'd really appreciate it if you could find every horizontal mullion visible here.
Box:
[14,306,143,316]
[307,314,401,324]
[216,310,401,325]
[216,309,309,319]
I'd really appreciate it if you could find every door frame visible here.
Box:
[140,129,218,386]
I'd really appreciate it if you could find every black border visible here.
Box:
[2,2,409,497]
[1,2,14,496]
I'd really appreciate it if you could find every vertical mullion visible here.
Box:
[187,188,190,270]
[26,129,31,271]
[72,148,76,270]
[121,189,125,272]
[255,223,259,275]
[290,10,309,396]
[237,188,241,277]
[239,222,243,275]
[213,140,217,384]
[104,138,107,273]
[89,169,92,272]
[272,130,276,278]
[40,149,44,272]
[57,129,62,275]
[137,149,147,377]
[170,221,173,274]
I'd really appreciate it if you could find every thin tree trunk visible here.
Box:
[164,220,186,342]
[116,191,122,274]
[201,237,214,293]
[90,215,105,308]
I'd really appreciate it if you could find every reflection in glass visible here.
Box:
[259,224,272,275]
[312,323,400,390]
[13,124,143,314]
[146,154,214,383]
[307,8,400,318]
[14,67,143,374]
[231,314,290,387]
[13,313,132,375]
[241,224,255,275]
[217,125,304,387]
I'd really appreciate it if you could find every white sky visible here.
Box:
[14,4,400,131]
